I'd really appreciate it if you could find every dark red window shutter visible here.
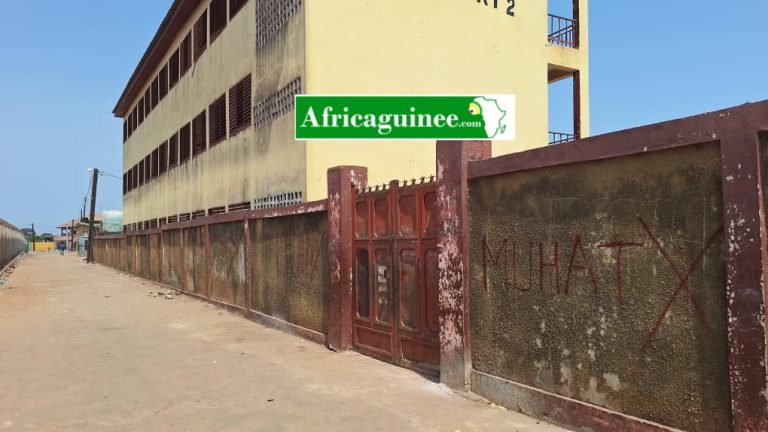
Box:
[158,65,168,101]
[192,111,207,156]
[210,0,227,41]
[180,32,192,76]
[194,11,208,61]
[168,133,179,167]
[229,74,252,135]
[209,94,227,146]
[229,0,247,20]
[179,123,191,162]
[169,49,180,89]
[159,141,168,174]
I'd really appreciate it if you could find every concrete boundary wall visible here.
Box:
[95,101,768,432]
[0,218,26,271]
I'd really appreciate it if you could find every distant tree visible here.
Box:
[39,233,55,242]
[21,228,34,240]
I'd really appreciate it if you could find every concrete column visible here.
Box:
[326,166,368,351]
[436,140,491,389]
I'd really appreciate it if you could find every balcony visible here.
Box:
[549,132,575,145]
[548,14,578,48]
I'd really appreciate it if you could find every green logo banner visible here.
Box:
[295,95,515,140]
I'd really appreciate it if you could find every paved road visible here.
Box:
[0,253,566,432]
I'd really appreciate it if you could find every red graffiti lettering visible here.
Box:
[539,242,559,294]
[565,235,599,296]
[597,240,643,307]
[638,217,723,350]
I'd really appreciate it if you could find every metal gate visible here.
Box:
[352,179,440,374]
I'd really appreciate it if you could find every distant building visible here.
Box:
[116,0,589,228]
[56,217,103,251]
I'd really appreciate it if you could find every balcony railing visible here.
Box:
[548,14,578,48]
[549,132,576,145]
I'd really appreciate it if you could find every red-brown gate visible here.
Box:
[352,178,440,374]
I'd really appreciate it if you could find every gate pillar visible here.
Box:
[326,166,368,351]
[436,140,491,389]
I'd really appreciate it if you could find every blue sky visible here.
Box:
[0,1,766,233]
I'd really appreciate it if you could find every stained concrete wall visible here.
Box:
[0,219,27,270]
[468,143,729,432]
[250,212,329,334]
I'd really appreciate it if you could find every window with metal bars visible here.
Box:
[209,94,227,147]
[132,106,138,132]
[158,65,168,101]
[192,112,207,156]
[210,0,227,42]
[229,74,251,135]
[230,0,247,19]
[151,76,159,108]
[159,141,168,174]
[180,32,192,76]
[144,89,151,116]
[168,133,179,168]
[179,123,191,162]
[152,148,160,179]
[194,11,208,61]
[169,49,180,89]
[146,154,154,181]
[132,165,138,189]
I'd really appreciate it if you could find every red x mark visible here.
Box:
[638,217,723,351]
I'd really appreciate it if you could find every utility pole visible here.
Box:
[31,223,36,252]
[86,168,99,263]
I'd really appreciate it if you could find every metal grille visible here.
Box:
[230,0,247,19]
[208,206,226,216]
[210,0,227,41]
[167,215,179,224]
[194,11,208,61]
[228,201,251,212]
[549,131,576,145]
[257,0,302,48]
[178,213,190,222]
[180,32,192,76]
[254,191,303,209]
[169,49,180,89]
[191,209,206,220]
[208,94,227,147]
[192,111,207,156]
[168,132,179,167]
[253,77,301,129]
[548,14,577,48]
[179,123,191,162]
[229,74,252,135]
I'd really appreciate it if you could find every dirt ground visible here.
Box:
[0,253,566,432]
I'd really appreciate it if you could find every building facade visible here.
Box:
[117,0,589,227]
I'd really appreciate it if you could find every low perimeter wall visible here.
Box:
[0,218,26,270]
[94,202,329,339]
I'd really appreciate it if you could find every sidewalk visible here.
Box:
[0,253,566,432]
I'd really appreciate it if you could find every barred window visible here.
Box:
[144,89,151,116]
[168,133,179,168]
[131,106,138,134]
[209,94,227,147]
[139,160,145,185]
[192,111,207,156]
[145,155,151,182]
[229,74,251,135]
[210,0,228,42]
[158,65,168,101]
[179,123,191,163]
[230,0,247,19]
[169,49,180,89]
[159,141,168,175]
[254,77,302,129]
[132,165,139,189]
[151,76,159,108]
[257,0,302,48]
[180,32,192,76]
[194,11,208,61]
